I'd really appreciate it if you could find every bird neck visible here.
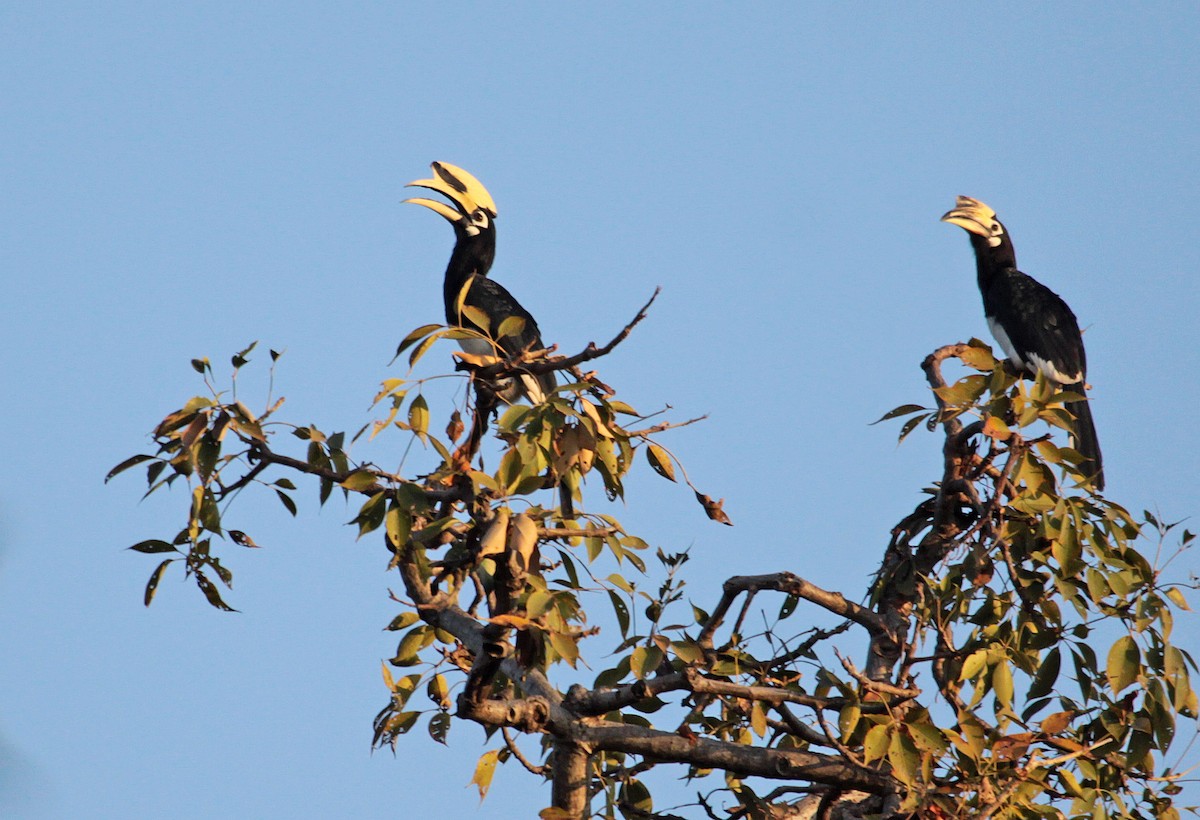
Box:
[443,239,494,320]
[971,235,1017,289]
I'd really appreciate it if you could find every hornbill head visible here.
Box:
[940,195,1015,256]
[404,161,497,240]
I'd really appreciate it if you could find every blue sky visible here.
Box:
[3,4,1199,818]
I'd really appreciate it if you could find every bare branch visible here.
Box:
[698,573,892,651]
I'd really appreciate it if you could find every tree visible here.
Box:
[110,296,1195,819]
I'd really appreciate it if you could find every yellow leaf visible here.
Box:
[508,513,539,573]
[750,701,767,738]
[461,304,491,335]
[646,443,676,482]
[982,416,1011,441]
[452,350,501,368]
[489,613,537,630]
[496,315,526,340]
[469,749,501,801]
[478,508,511,558]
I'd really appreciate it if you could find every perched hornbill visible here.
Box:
[405,162,573,515]
[404,161,555,405]
[941,196,1104,490]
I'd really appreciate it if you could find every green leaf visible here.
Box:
[392,323,442,363]
[617,779,652,819]
[385,505,412,550]
[870,404,927,425]
[340,470,377,492]
[1106,635,1141,694]
[106,454,156,483]
[863,723,890,763]
[1028,648,1061,700]
[384,611,419,631]
[630,645,663,680]
[195,571,236,612]
[275,489,297,516]
[407,333,441,369]
[128,539,177,554]
[408,395,429,442]
[992,662,1014,709]
[608,590,630,637]
[428,711,451,745]
[887,729,920,785]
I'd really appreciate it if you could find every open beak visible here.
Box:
[940,195,996,238]
[403,161,497,224]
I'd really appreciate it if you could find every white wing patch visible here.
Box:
[988,316,1082,383]
[1026,352,1082,385]
[986,316,1023,369]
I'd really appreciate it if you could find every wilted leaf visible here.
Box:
[446,410,464,443]
[695,491,733,526]
[992,732,1034,761]
[1040,710,1075,736]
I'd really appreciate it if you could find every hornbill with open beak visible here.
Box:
[404,161,556,406]
[405,162,572,515]
[941,196,1104,490]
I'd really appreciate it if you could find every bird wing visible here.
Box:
[452,274,556,403]
[984,268,1087,384]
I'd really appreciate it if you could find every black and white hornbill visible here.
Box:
[405,162,573,515]
[404,161,555,406]
[941,196,1104,490]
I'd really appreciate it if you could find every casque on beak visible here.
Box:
[940,195,997,238]
[403,161,497,224]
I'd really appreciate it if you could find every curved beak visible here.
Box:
[403,161,497,224]
[941,195,996,238]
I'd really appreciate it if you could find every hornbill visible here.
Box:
[941,195,1104,490]
[405,162,572,513]
[404,161,556,406]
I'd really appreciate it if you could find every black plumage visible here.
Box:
[406,162,572,515]
[406,161,555,405]
[942,196,1104,490]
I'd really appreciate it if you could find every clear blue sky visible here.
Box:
[3,4,1198,818]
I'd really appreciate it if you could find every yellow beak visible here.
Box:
[941,195,997,238]
[403,161,497,223]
